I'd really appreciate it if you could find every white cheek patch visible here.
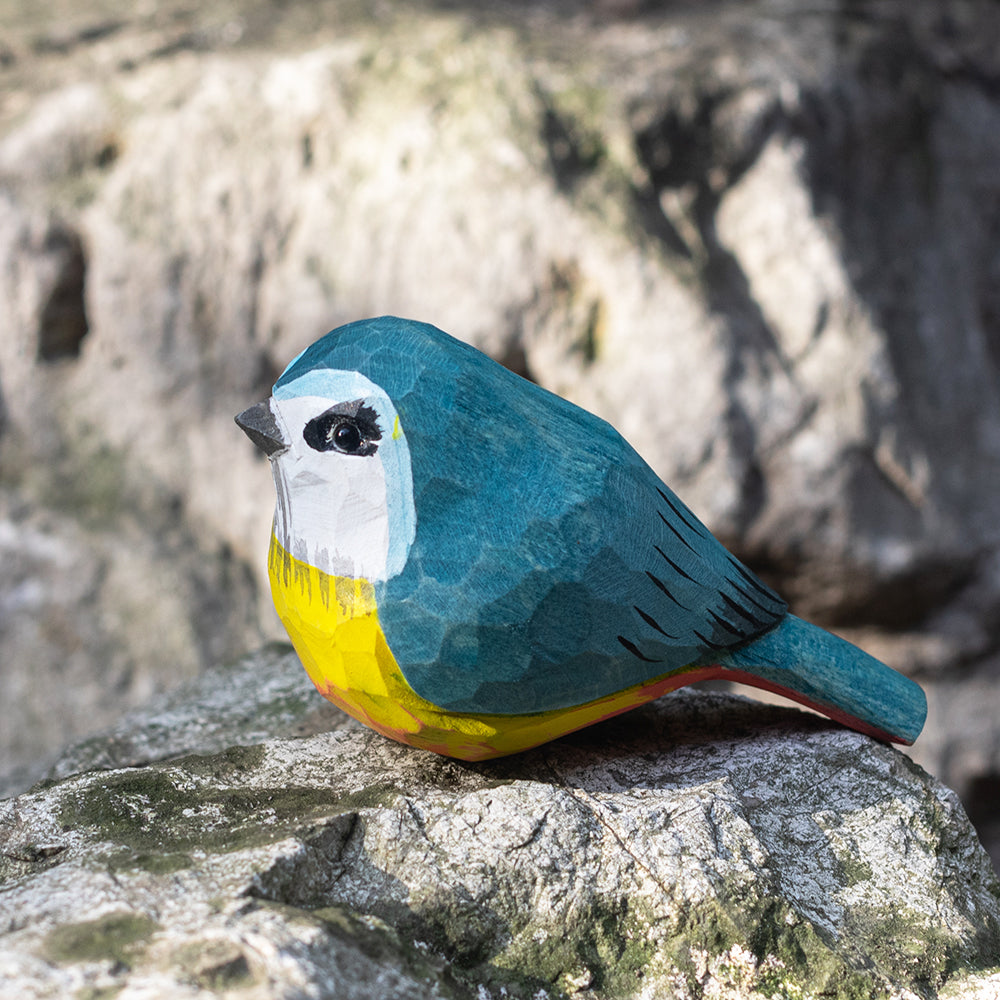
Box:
[268,373,416,582]
[277,448,389,579]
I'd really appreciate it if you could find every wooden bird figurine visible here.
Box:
[236,317,927,760]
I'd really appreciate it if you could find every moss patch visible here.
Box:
[375,885,894,1000]
[676,894,888,1000]
[498,893,657,998]
[44,911,158,968]
[56,747,380,864]
[839,855,875,887]
[172,743,267,780]
[471,888,894,1000]
[846,904,959,993]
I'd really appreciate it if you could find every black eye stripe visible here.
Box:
[303,400,382,456]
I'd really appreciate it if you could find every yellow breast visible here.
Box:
[268,533,699,760]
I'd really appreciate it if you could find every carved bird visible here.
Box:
[236,316,927,760]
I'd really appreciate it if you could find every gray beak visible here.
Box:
[235,400,288,457]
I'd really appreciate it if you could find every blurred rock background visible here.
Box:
[1,0,998,867]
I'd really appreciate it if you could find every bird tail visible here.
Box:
[712,614,927,745]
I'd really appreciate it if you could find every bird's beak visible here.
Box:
[235,399,289,457]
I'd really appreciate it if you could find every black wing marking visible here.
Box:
[633,605,679,639]
[626,484,787,662]
[657,487,710,538]
[618,635,662,663]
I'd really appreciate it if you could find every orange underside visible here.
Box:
[312,656,905,762]
[440,664,907,761]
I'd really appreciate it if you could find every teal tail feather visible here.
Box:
[713,614,927,745]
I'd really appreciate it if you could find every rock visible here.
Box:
[2,0,1000,868]
[1,646,998,1000]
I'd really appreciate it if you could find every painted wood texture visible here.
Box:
[236,316,927,759]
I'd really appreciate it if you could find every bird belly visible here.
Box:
[268,533,707,760]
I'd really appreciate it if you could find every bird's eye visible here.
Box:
[332,420,362,453]
[303,402,381,456]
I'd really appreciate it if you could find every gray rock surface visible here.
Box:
[1,0,1000,864]
[1,645,998,1000]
